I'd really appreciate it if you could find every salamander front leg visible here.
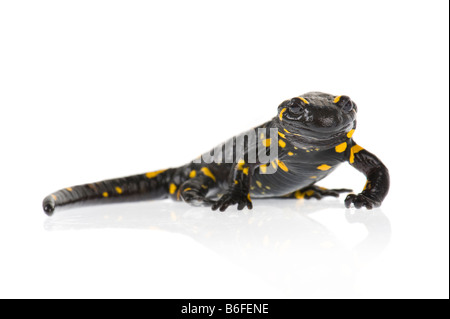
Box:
[345,141,390,209]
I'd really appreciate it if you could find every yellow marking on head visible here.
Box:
[297,97,310,104]
[102,192,109,198]
[277,160,289,172]
[146,169,166,179]
[284,128,291,134]
[247,193,252,202]
[310,176,317,179]
[189,170,197,178]
[184,188,192,192]
[334,96,342,103]
[176,189,182,201]
[260,164,268,174]
[115,187,123,194]
[306,190,315,197]
[256,181,263,188]
[278,131,286,139]
[317,164,332,171]
[243,167,249,175]
[169,183,177,194]
[288,152,294,156]
[347,129,355,138]
[51,194,57,201]
[279,139,286,148]
[335,142,348,153]
[201,167,216,182]
[295,191,305,199]
[349,145,365,164]
[279,108,287,121]
[66,188,73,192]
[263,138,271,147]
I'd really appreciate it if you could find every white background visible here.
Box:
[0,0,448,299]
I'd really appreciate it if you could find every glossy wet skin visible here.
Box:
[277,92,357,148]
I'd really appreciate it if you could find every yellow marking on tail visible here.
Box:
[102,192,109,198]
[51,194,57,201]
[279,139,286,148]
[263,138,271,147]
[115,187,123,194]
[146,169,166,179]
[66,188,73,192]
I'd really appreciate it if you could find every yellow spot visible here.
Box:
[335,142,348,153]
[279,108,287,121]
[115,187,123,194]
[288,152,294,156]
[66,188,73,192]
[184,187,192,192]
[263,138,271,147]
[350,145,365,164]
[297,97,310,104]
[278,131,286,139]
[271,161,278,169]
[51,194,57,201]
[260,164,268,174]
[317,164,332,171]
[237,159,246,170]
[284,128,291,134]
[347,129,355,138]
[169,183,177,194]
[306,190,315,197]
[146,169,166,179]
[334,95,342,103]
[243,167,249,175]
[201,167,216,182]
[260,133,265,140]
[279,139,286,148]
[310,176,317,179]
[295,191,305,199]
[265,186,271,190]
[256,181,263,188]
[234,180,239,185]
[102,192,109,198]
[363,181,371,191]
[201,185,208,189]
[247,193,252,202]
[277,160,289,172]
[189,170,197,178]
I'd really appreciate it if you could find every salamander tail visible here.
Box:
[42,168,176,216]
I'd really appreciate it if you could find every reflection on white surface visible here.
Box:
[44,199,391,298]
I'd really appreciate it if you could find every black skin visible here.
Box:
[43,92,390,216]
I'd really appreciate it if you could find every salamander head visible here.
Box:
[277,92,357,147]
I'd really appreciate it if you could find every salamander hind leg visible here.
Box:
[289,185,353,200]
[178,176,215,207]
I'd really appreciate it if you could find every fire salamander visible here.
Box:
[43,92,390,215]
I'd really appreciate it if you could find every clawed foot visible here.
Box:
[345,193,381,210]
[212,191,253,212]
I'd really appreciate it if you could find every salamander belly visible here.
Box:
[250,163,339,198]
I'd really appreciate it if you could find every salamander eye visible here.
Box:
[334,95,354,113]
[288,97,308,115]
